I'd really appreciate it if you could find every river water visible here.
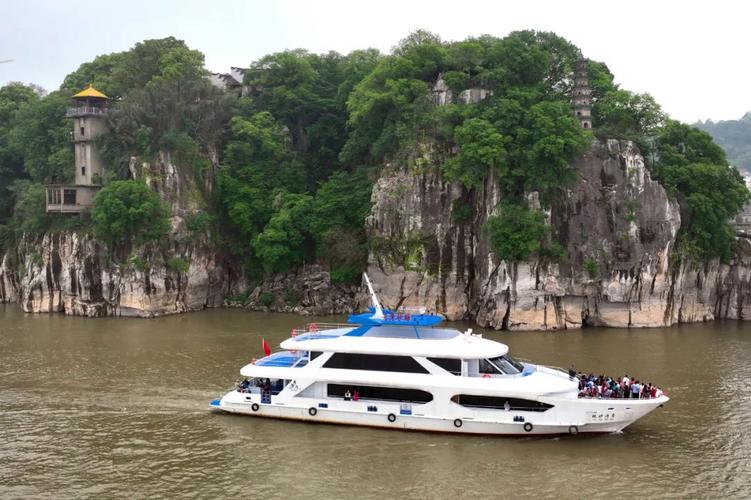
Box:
[1,305,749,499]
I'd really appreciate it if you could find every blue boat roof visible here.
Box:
[347,308,443,328]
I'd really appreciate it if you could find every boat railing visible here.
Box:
[291,322,352,337]
[538,365,571,376]
[396,306,427,314]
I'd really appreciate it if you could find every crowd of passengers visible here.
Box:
[573,369,664,399]
[237,378,284,394]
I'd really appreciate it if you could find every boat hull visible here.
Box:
[210,392,668,436]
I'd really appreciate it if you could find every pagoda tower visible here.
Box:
[572,58,592,129]
[46,85,109,213]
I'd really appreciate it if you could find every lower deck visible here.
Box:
[218,378,667,435]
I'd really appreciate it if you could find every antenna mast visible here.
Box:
[363,273,384,320]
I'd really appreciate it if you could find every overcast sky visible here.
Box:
[1,0,748,123]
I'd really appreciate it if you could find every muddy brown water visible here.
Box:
[1,305,750,498]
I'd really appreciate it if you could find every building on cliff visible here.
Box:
[431,73,492,106]
[209,67,248,96]
[572,57,593,129]
[45,85,109,214]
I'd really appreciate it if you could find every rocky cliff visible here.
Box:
[366,139,751,330]
[0,152,245,317]
[4,140,751,327]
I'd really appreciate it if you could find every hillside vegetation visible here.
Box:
[695,113,751,174]
[0,31,747,280]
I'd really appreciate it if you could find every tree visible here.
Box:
[485,203,551,263]
[217,111,305,261]
[310,169,373,281]
[443,117,507,188]
[653,120,749,261]
[252,192,314,273]
[695,112,751,174]
[8,91,72,184]
[658,162,748,261]
[91,181,170,248]
[0,83,41,224]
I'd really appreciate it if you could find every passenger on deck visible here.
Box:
[353,389,359,401]
[344,389,352,401]
[631,381,641,399]
[576,372,661,399]
[568,365,576,381]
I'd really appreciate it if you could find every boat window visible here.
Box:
[310,351,323,360]
[451,395,553,412]
[486,355,525,375]
[479,358,502,375]
[323,353,429,374]
[427,357,461,375]
[328,384,433,403]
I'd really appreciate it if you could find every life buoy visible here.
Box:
[568,425,578,435]
[523,422,533,432]
[482,374,491,378]
[453,418,463,428]
[387,413,397,423]
[309,407,317,416]
[251,403,260,412]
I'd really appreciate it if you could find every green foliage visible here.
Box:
[129,255,150,271]
[485,203,553,263]
[653,120,726,168]
[7,91,72,184]
[217,111,306,265]
[0,83,42,224]
[259,292,276,307]
[225,289,251,305]
[451,198,474,224]
[370,231,431,270]
[650,120,749,262]
[310,169,372,278]
[6,180,51,237]
[695,112,751,174]
[184,211,214,237]
[444,118,506,188]
[243,49,380,188]
[91,181,170,248]
[166,256,190,273]
[660,162,748,262]
[5,30,746,280]
[252,192,314,273]
[624,199,640,222]
[583,258,599,278]
[652,120,747,261]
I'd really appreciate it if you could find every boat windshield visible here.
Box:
[486,355,525,375]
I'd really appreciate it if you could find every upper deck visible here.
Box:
[280,321,508,360]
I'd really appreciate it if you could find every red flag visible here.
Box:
[262,338,271,357]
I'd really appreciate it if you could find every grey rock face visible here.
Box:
[0,232,240,317]
[226,264,361,316]
[366,139,751,330]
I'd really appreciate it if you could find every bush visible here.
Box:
[129,255,150,271]
[284,288,300,306]
[166,256,189,273]
[583,258,599,278]
[259,292,276,307]
[485,203,551,263]
[184,211,213,236]
[91,180,170,248]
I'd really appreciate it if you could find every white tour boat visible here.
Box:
[210,275,668,435]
